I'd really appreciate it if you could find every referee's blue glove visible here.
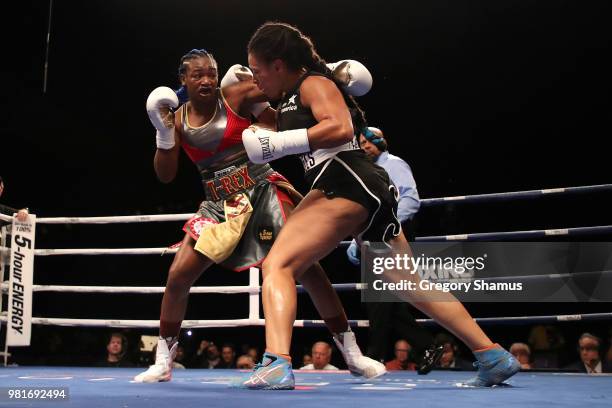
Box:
[346,239,361,266]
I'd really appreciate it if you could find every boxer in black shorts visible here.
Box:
[239,22,520,389]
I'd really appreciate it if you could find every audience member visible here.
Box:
[385,339,416,371]
[565,333,611,373]
[435,333,473,370]
[509,343,532,370]
[236,355,255,369]
[301,342,338,370]
[219,344,237,368]
[97,333,133,367]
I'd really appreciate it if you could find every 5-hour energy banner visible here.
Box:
[7,215,36,346]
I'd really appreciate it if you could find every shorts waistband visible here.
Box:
[201,157,273,201]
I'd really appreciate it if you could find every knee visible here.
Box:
[262,256,296,281]
[166,264,193,293]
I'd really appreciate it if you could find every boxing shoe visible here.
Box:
[333,329,386,379]
[463,344,520,387]
[233,352,295,390]
[133,338,178,383]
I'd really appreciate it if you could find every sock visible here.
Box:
[473,343,500,353]
[265,350,292,363]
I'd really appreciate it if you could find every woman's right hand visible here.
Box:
[146,86,179,150]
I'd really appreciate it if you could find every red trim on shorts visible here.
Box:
[266,172,290,184]
[276,186,293,222]
[233,258,265,272]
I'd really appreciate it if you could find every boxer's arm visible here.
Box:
[300,75,354,149]
[243,83,276,128]
[241,76,354,164]
[221,65,271,120]
[146,86,181,183]
[153,113,181,183]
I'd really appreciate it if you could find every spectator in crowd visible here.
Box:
[301,342,338,370]
[302,353,312,367]
[528,325,565,369]
[97,333,133,367]
[191,339,211,367]
[385,339,416,371]
[219,344,237,368]
[204,343,222,369]
[509,343,532,370]
[236,355,255,370]
[435,333,473,370]
[565,333,612,374]
[173,345,187,369]
[246,346,259,364]
[193,342,222,369]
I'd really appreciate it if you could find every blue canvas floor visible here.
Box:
[0,366,610,407]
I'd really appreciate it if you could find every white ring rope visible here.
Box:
[33,248,178,256]
[0,317,365,329]
[0,283,260,294]
[35,213,193,224]
[3,183,605,225]
[30,221,612,255]
[2,314,611,329]
[0,283,364,294]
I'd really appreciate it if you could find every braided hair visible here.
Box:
[175,49,217,105]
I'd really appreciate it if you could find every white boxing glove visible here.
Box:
[242,126,310,164]
[326,59,373,97]
[146,86,179,150]
[221,64,271,118]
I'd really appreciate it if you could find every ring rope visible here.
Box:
[420,183,612,206]
[0,283,366,294]
[4,183,606,225]
[24,224,612,256]
[35,213,193,224]
[33,248,178,256]
[2,313,610,329]
[415,224,612,242]
[6,268,612,295]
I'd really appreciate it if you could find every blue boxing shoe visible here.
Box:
[463,344,520,387]
[234,352,295,390]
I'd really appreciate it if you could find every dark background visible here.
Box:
[1,0,611,366]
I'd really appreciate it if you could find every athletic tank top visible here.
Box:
[178,92,251,174]
[276,72,359,173]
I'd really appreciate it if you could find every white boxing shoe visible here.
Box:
[133,338,178,383]
[333,330,386,379]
